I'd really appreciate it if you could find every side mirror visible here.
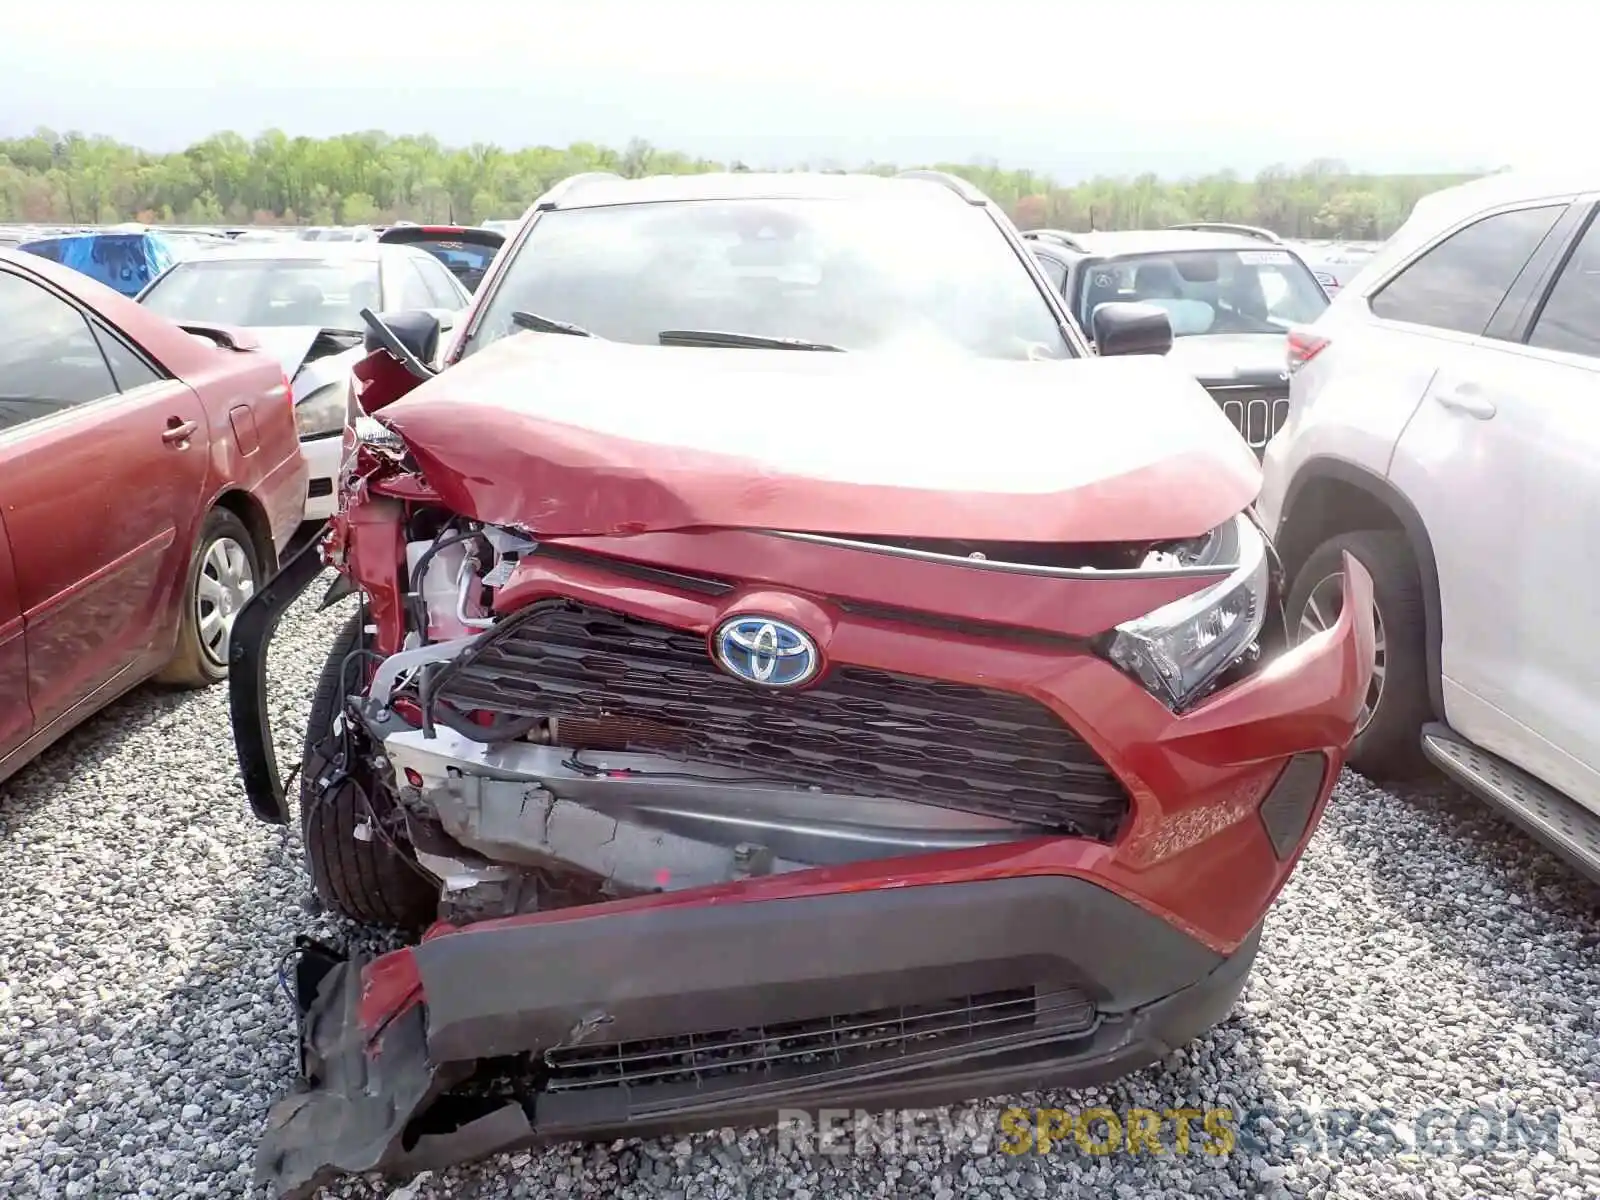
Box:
[363,309,441,364]
[1092,302,1174,357]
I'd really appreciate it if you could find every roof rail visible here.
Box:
[895,169,988,205]
[1020,228,1087,252]
[535,171,626,211]
[1166,221,1283,244]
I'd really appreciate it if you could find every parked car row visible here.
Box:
[0,214,511,790]
[0,246,307,787]
[136,239,475,520]
[6,219,508,290]
[7,220,511,523]
[1021,176,1600,882]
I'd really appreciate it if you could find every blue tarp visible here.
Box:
[16,231,179,297]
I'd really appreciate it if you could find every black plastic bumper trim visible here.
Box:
[1257,751,1329,860]
[414,875,1221,1062]
[229,523,329,825]
[255,876,1261,1198]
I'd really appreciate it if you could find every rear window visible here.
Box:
[405,238,499,291]
[139,257,380,331]
[1075,248,1328,337]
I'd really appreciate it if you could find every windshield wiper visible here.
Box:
[658,329,845,352]
[511,310,595,337]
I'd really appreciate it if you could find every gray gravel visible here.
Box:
[2,580,1598,1199]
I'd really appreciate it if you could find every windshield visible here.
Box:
[139,258,381,331]
[463,197,1071,360]
[1076,248,1329,337]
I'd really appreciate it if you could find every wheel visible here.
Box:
[300,611,438,929]
[158,507,261,689]
[1286,530,1433,781]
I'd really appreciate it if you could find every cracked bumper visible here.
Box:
[257,876,1259,1197]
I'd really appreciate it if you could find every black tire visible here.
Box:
[158,507,262,689]
[300,612,437,929]
[1286,530,1433,781]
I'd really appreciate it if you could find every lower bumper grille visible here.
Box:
[1207,385,1290,454]
[543,987,1092,1092]
[429,600,1130,837]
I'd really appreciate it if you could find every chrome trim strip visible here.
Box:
[761,529,1232,581]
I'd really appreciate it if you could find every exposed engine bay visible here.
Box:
[284,432,1296,931]
[312,505,1256,926]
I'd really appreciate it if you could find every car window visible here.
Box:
[1527,213,1600,358]
[464,196,1072,361]
[393,259,436,311]
[140,257,381,332]
[401,238,497,294]
[0,270,119,433]
[91,324,163,391]
[1369,205,1564,336]
[1031,252,1068,293]
[1076,249,1328,337]
[413,256,464,308]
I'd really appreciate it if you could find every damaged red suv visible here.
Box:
[229,169,1375,1197]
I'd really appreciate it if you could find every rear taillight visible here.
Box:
[1287,329,1330,374]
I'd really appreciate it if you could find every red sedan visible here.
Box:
[0,249,307,786]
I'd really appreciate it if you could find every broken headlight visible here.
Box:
[1108,512,1269,711]
[350,414,406,454]
[295,380,350,439]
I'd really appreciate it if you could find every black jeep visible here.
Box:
[1024,222,1331,454]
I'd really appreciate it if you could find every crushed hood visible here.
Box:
[377,333,1262,542]
[248,326,365,402]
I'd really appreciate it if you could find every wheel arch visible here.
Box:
[210,487,279,576]
[1273,456,1444,719]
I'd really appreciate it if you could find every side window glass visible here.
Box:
[1527,213,1600,358]
[1031,253,1068,293]
[0,271,117,433]
[1369,205,1564,335]
[409,259,448,310]
[418,257,466,307]
[397,259,438,310]
[91,324,163,392]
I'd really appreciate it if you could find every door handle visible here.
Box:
[161,418,200,444]
[1433,385,1497,420]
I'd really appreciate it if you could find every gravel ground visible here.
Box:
[2,581,1598,1199]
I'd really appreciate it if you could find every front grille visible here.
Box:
[543,986,1093,1092]
[1207,385,1290,454]
[429,600,1130,837]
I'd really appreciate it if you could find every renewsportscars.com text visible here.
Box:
[773,1103,1565,1159]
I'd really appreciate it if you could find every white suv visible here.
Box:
[1256,168,1600,882]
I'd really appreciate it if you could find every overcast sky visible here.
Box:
[0,0,1575,181]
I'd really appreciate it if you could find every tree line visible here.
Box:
[0,128,1493,240]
